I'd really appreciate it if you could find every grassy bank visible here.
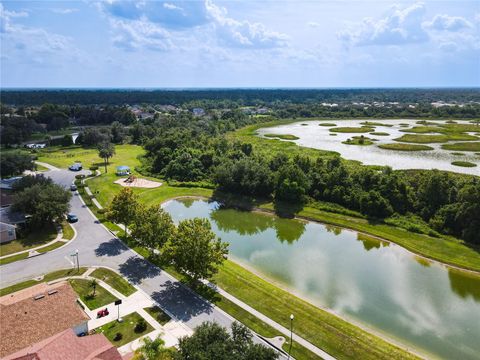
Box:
[394,134,479,143]
[264,133,300,140]
[378,143,433,151]
[441,142,480,152]
[451,161,477,168]
[330,126,374,133]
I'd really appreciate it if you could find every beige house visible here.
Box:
[0,222,16,243]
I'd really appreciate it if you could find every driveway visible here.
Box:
[0,170,286,356]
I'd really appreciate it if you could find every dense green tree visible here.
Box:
[275,163,309,203]
[0,152,35,177]
[111,121,127,143]
[12,174,52,191]
[12,183,71,228]
[107,188,139,236]
[131,205,176,255]
[78,128,110,147]
[167,218,228,283]
[177,322,278,360]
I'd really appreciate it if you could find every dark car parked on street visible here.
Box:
[67,213,78,223]
[69,163,82,171]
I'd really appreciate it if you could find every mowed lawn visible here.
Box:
[37,144,145,170]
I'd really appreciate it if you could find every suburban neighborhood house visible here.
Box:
[0,207,26,244]
[0,281,123,359]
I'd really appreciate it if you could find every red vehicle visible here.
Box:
[97,308,109,318]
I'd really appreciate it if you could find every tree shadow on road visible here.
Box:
[119,256,161,285]
[151,280,213,323]
[94,238,128,257]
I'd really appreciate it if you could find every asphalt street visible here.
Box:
[0,169,288,358]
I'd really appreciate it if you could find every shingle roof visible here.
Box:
[3,328,122,360]
[0,281,89,358]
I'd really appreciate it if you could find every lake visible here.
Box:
[163,198,480,360]
[256,119,480,175]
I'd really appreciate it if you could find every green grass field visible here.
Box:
[330,126,374,133]
[451,161,477,168]
[0,267,87,296]
[37,144,145,170]
[91,268,137,296]
[378,143,434,151]
[62,221,75,240]
[69,278,117,310]
[0,224,57,256]
[264,133,300,140]
[96,312,153,347]
[441,142,480,152]
[144,306,172,325]
[394,134,478,144]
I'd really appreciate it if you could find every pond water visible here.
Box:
[163,198,480,360]
[256,119,480,175]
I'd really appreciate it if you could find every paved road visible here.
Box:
[0,169,288,358]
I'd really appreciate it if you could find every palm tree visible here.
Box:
[135,336,171,360]
[89,279,98,297]
[97,142,116,173]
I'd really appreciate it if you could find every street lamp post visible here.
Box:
[288,314,294,359]
[75,249,79,272]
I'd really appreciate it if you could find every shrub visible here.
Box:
[113,332,123,341]
[75,174,85,179]
[90,166,99,171]
[97,208,106,214]
[134,319,147,333]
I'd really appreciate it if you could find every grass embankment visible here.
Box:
[0,268,87,296]
[370,132,390,136]
[330,126,374,133]
[91,268,137,296]
[378,143,433,151]
[441,142,480,152]
[264,134,300,140]
[214,260,420,360]
[451,161,477,168]
[144,306,172,325]
[394,134,478,144]
[96,312,154,347]
[0,253,29,266]
[69,278,117,310]
[0,223,57,256]
[342,136,374,146]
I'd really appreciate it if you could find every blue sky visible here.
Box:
[1,0,479,88]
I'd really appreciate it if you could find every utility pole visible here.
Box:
[288,314,294,360]
[75,249,79,272]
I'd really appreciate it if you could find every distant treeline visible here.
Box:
[2,88,480,106]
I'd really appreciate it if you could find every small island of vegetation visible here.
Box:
[342,135,374,146]
[451,161,477,168]
[330,126,374,133]
[378,143,434,151]
[264,133,300,140]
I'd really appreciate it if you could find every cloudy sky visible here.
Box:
[1,0,479,88]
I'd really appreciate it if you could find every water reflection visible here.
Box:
[165,199,480,360]
[448,269,480,302]
[210,207,306,243]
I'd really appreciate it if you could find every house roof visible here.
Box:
[0,222,16,231]
[3,328,123,360]
[0,206,26,224]
[0,281,89,358]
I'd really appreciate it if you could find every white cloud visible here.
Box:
[205,0,289,49]
[423,14,472,32]
[52,8,79,15]
[338,2,429,46]
[163,3,183,11]
[110,18,173,52]
[307,21,320,28]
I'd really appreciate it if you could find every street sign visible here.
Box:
[114,299,122,305]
